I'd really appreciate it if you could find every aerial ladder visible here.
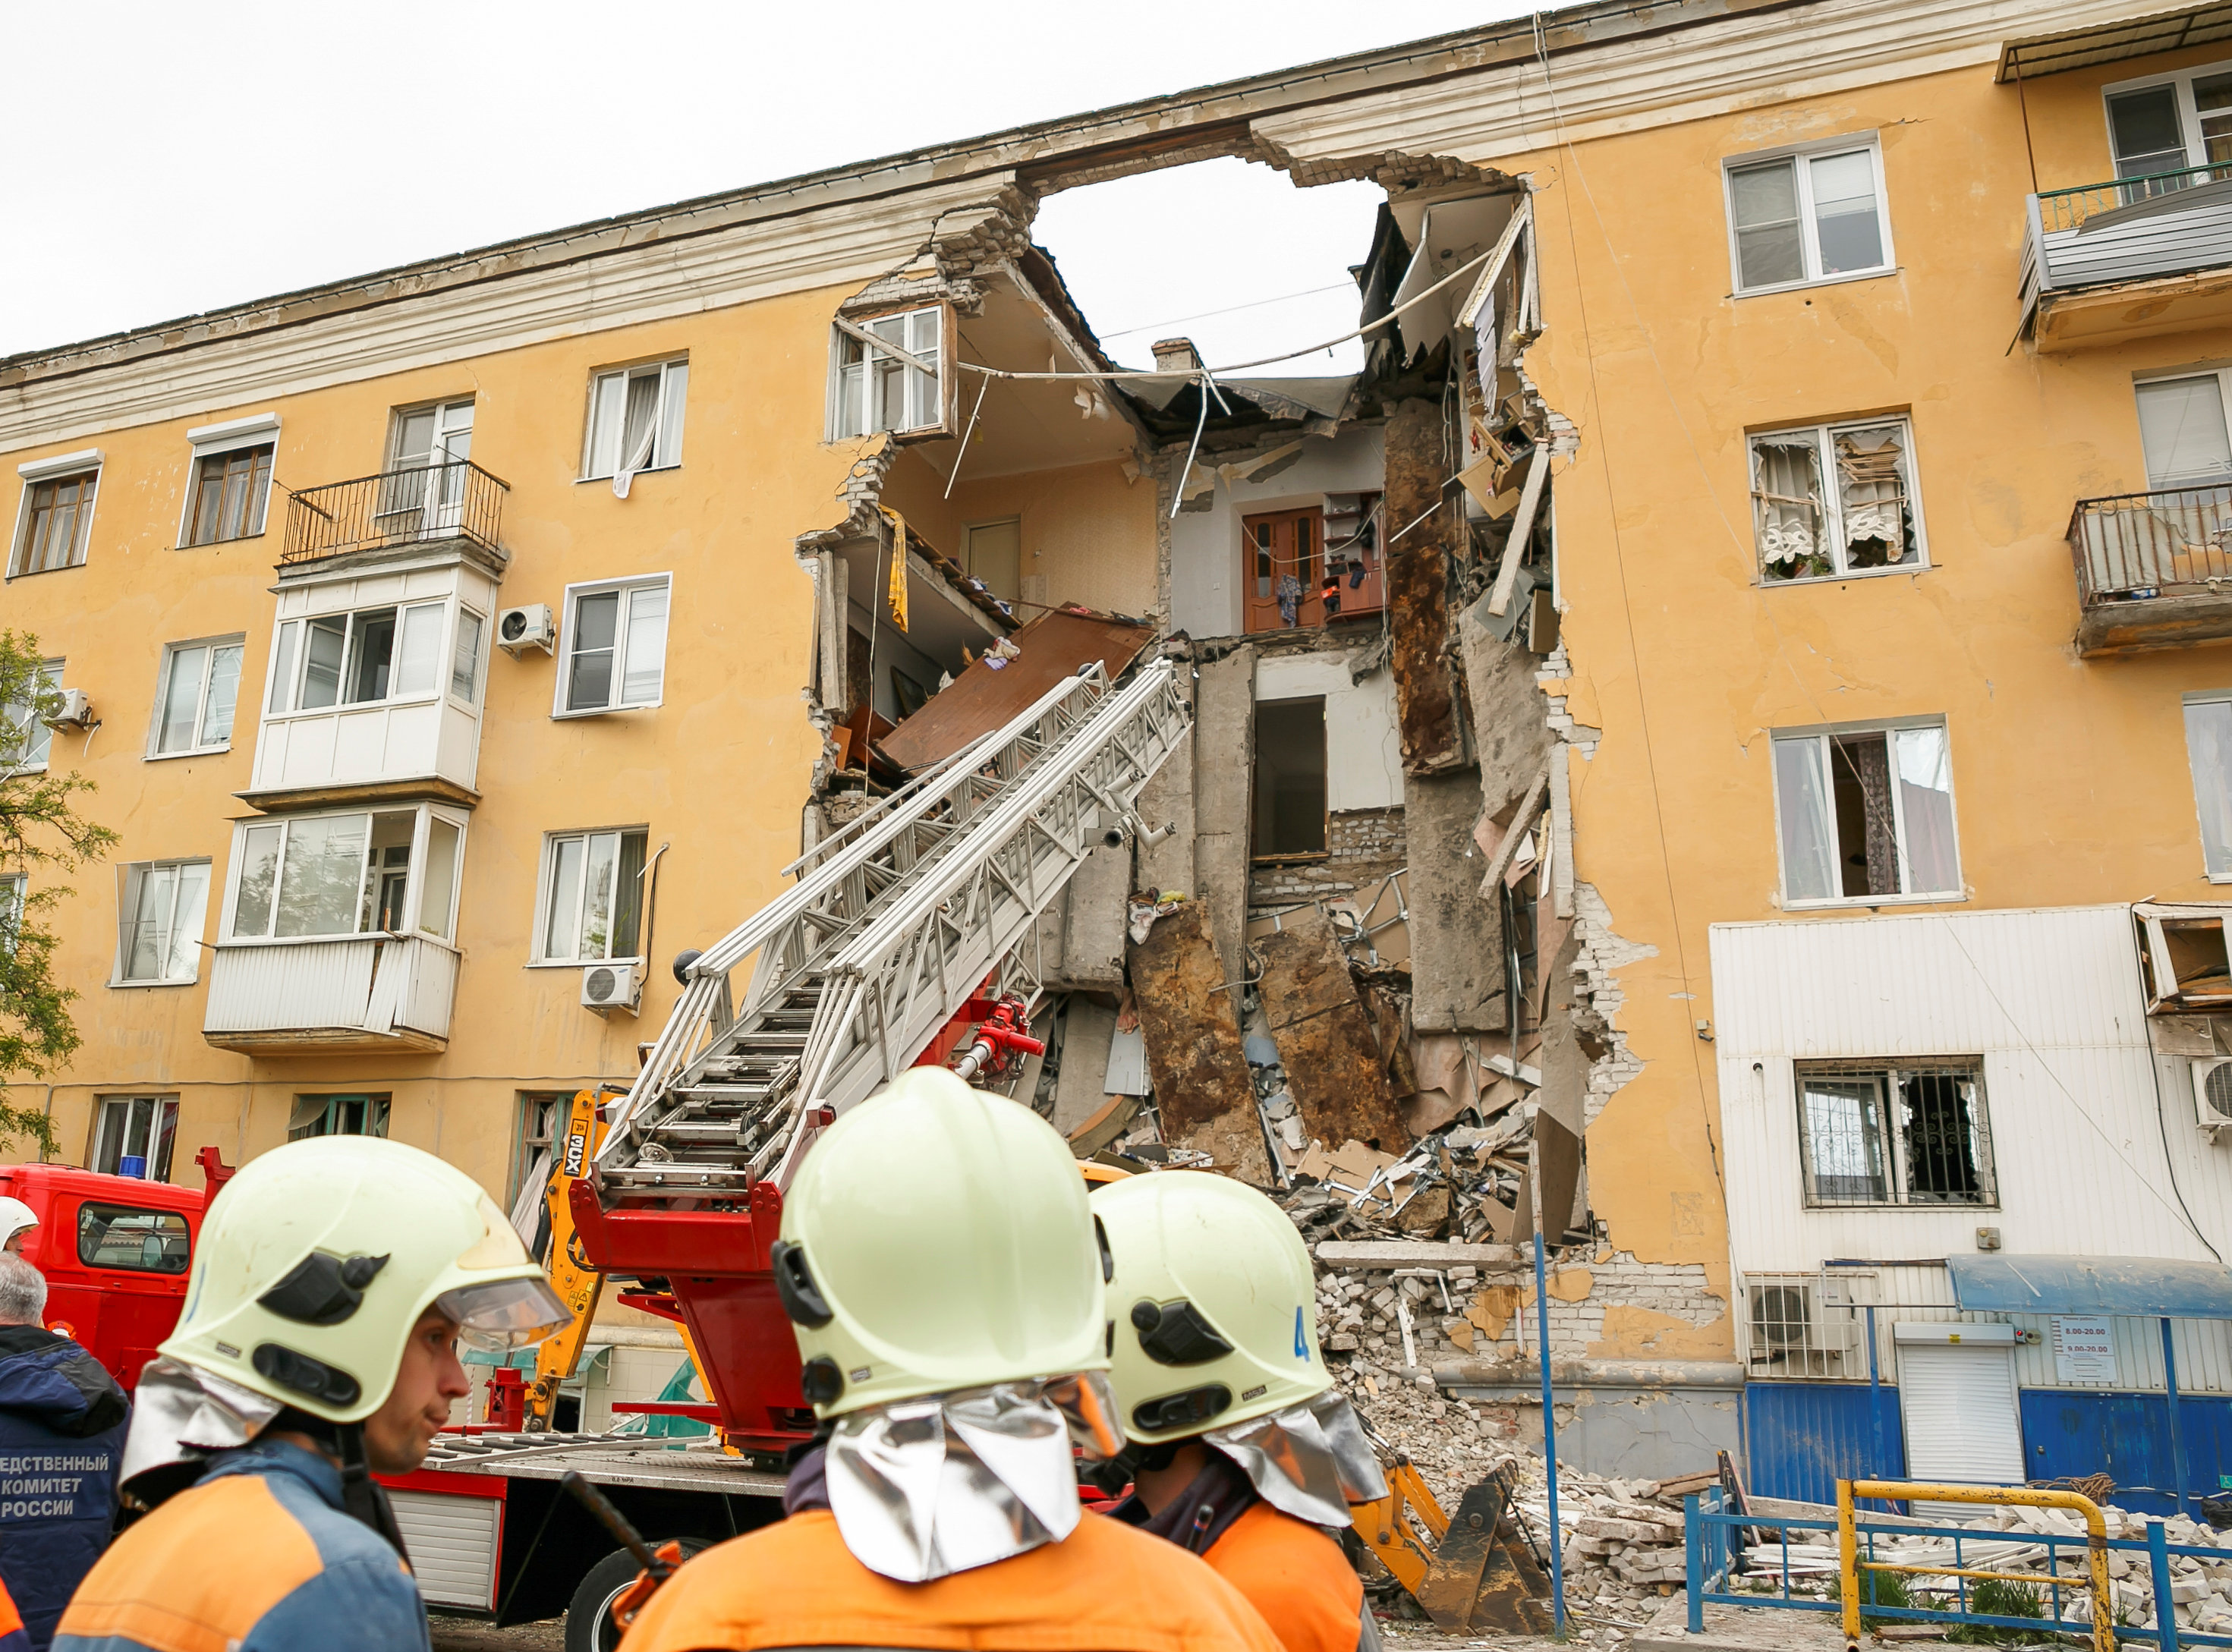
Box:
[573,657,1190,1449]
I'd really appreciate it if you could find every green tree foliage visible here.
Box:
[0,631,118,1158]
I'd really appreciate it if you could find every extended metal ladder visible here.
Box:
[595,659,1189,1197]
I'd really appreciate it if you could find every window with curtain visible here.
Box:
[150,637,244,756]
[12,468,98,575]
[0,875,23,958]
[830,310,943,439]
[584,360,688,485]
[1750,417,1923,581]
[116,861,210,984]
[561,579,669,713]
[1796,1062,1994,1208]
[537,828,649,963]
[1772,721,1960,905]
[1725,140,1891,294]
[184,445,273,546]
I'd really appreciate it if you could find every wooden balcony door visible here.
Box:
[1242,507,1324,633]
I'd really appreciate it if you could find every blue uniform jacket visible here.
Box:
[0,1326,126,1650]
[52,1438,430,1652]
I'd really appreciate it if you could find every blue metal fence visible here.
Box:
[1684,1486,2232,1647]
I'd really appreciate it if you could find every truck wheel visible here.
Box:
[565,1539,710,1652]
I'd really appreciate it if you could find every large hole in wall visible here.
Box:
[1032,156,1387,376]
[1253,695,1328,859]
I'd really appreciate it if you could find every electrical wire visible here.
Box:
[953,239,1499,384]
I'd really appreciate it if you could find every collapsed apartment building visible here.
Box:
[17,0,2232,1519]
[778,143,1725,1480]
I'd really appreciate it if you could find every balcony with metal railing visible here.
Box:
[281,460,508,574]
[2022,161,2232,351]
[2067,482,2232,653]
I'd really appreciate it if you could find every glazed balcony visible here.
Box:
[282,461,508,572]
[2069,483,2232,654]
[2023,162,2232,352]
[202,933,459,1056]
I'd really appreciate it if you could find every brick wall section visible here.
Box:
[1248,807,1406,917]
[1314,1250,1721,1367]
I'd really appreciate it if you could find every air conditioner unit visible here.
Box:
[2192,1057,2232,1139]
[581,961,640,1016]
[497,604,555,658]
[1747,1282,1813,1361]
[39,688,91,730]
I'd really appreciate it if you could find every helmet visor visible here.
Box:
[436,1275,573,1351]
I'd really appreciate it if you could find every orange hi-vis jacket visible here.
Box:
[1199,1503,1372,1652]
[619,1508,1288,1652]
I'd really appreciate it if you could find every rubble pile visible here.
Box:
[1279,1113,1538,1245]
[1326,1351,1712,1637]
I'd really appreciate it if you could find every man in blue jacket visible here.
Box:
[0,1252,126,1650]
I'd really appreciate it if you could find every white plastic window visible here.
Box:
[2185,692,2232,880]
[560,579,669,714]
[1773,721,1960,906]
[116,861,210,984]
[1749,417,1924,582]
[584,360,688,483]
[151,638,244,756]
[831,309,943,439]
[1726,142,1891,294]
[266,602,449,713]
[537,828,648,963]
[3,660,61,771]
[225,805,462,942]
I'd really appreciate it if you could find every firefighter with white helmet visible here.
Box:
[0,1199,36,1256]
[1092,1170,1389,1652]
[620,1068,1285,1652]
[54,1137,570,1652]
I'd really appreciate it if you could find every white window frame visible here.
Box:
[2134,367,2232,489]
[10,449,103,579]
[554,575,670,717]
[112,859,212,987]
[218,801,468,946]
[2101,58,2232,179]
[262,599,458,719]
[2184,689,2232,882]
[530,826,651,966]
[91,1095,181,1182]
[1722,135,1895,297]
[581,359,688,482]
[175,414,279,550]
[451,606,486,707]
[5,659,63,774]
[1769,716,1964,910]
[0,874,24,958]
[1748,414,1929,583]
[146,634,247,760]
[826,307,952,442]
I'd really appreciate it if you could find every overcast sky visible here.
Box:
[0,2,1541,369]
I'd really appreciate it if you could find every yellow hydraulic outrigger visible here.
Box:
[526,1088,712,1430]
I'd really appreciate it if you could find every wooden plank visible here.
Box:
[1128,898,1269,1182]
[876,610,1154,773]
[1256,908,1411,1153]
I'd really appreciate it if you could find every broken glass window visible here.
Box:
[1834,423,1915,568]
[1752,417,1922,581]
[1796,1061,1993,1207]
[1752,433,1826,579]
[1772,721,1961,903]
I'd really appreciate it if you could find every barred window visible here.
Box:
[1796,1060,1995,1208]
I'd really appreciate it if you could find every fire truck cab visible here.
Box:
[0,1163,209,1394]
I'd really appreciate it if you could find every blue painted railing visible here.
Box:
[1684,1487,2232,1648]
